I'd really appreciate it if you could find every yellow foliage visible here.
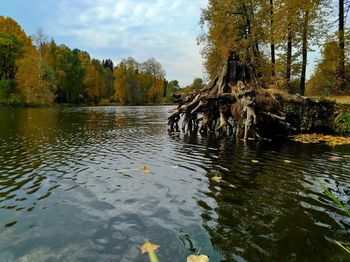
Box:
[16,46,54,105]
[114,65,129,104]
[147,78,164,103]
[0,16,32,48]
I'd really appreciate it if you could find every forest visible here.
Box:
[0,16,188,106]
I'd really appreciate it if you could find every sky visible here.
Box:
[0,0,208,86]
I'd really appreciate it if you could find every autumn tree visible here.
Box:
[297,0,330,95]
[142,57,165,103]
[79,51,106,104]
[16,45,54,105]
[199,0,271,79]
[199,0,332,95]
[114,62,129,104]
[113,57,167,105]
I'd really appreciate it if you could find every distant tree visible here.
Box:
[114,62,129,104]
[16,45,54,105]
[55,46,85,103]
[113,57,167,104]
[167,80,180,93]
[142,57,165,103]
[101,59,115,99]
[102,59,114,71]
[32,27,48,82]
[33,27,48,54]
[192,78,204,90]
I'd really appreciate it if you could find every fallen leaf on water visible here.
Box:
[143,166,150,174]
[329,156,340,161]
[187,254,209,262]
[251,160,259,163]
[291,133,350,147]
[212,176,222,182]
[140,241,159,254]
[284,160,292,163]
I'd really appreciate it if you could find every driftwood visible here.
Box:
[168,54,345,140]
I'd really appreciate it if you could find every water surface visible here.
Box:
[0,106,349,261]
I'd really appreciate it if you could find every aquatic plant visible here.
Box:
[320,183,350,255]
[335,112,350,136]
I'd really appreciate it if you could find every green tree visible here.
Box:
[55,46,85,103]
[192,78,204,90]
[167,80,180,95]
[0,33,24,80]
[102,59,115,99]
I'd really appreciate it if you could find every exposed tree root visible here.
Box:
[168,54,347,139]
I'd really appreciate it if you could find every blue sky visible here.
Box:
[0,0,208,86]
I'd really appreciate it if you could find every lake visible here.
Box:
[0,106,349,261]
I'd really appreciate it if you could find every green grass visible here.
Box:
[320,183,350,255]
[320,183,350,216]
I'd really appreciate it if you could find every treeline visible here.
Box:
[199,0,350,96]
[0,16,180,106]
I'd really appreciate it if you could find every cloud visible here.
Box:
[47,0,208,85]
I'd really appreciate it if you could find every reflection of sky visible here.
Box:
[0,0,207,86]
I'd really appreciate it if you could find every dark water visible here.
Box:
[0,106,349,262]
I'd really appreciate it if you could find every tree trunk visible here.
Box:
[338,0,346,92]
[163,79,168,98]
[300,10,309,96]
[286,21,292,90]
[270,0,276,77]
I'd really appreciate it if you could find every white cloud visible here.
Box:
[47,0,208,86]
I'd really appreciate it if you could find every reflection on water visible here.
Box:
[0,106,349,261]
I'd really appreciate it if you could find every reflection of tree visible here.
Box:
[0,109,57,226]
[178,136,349,261]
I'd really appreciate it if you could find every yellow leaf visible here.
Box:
[251,160,259,163]
[329,156,340,161]
[143,166,150,174]
[212,176,222,182]
[187,255,209,262]
[140,241,159,254]
[284,160,292,163]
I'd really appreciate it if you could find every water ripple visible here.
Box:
[0,107,349,261]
